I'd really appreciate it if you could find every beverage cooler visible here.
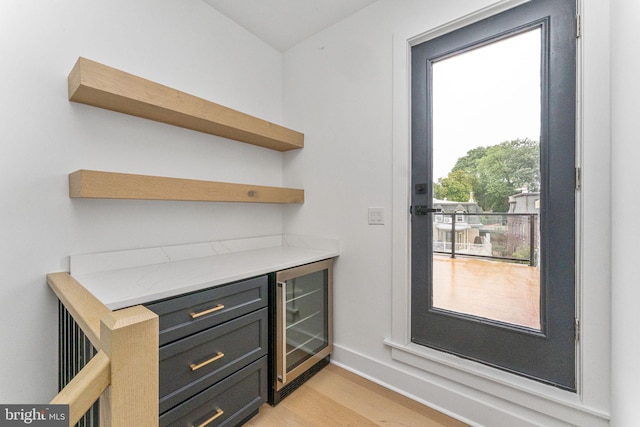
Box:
[268,258,334,405]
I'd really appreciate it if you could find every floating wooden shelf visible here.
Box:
[68,57,304,152]
[69,170,304,204]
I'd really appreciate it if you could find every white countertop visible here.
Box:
[70,235,339,310]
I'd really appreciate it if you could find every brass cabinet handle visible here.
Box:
[277,281,287,384]
[190,304,224,319]
[193,409,224,427]
[189,352,224,371]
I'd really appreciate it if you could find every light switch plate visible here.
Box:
[368,207,384,225]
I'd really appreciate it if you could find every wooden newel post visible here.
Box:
[100,306,159,427]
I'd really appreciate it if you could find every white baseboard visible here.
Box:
[331,343,609,427]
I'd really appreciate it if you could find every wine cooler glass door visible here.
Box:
[276,258,333,390]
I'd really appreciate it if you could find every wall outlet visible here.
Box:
[368,207,384,225]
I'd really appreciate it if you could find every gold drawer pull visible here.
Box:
[190,352,224,371]
[190,304,224,319]
[193,408,224,427]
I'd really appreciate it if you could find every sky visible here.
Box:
[432,27,541,181]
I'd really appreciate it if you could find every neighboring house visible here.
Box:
[433,189,540,263]
[508,186,540,214]
[433,196,491,256]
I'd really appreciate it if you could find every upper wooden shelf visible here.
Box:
[68,57,304,152]
[69,170,304,204]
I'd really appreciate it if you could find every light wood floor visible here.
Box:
[433,256,540,329]
[245,364,469,427]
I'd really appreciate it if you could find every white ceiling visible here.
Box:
[202,0,378,51]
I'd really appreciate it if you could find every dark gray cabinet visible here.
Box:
[145,275,268,427]
[147,275,268,346]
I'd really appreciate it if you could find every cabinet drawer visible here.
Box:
[160,356,267,427]
[146,275,267,345]
[159,308,267,414]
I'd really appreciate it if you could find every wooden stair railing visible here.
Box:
[47,272,159,427]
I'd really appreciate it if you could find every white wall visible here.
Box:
[611,1,640,425]
[283,0,503,362]
[283,0,614,425]
[0,0,286,403]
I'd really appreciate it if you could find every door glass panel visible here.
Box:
[284,270,328,372]
[431,28,541,329]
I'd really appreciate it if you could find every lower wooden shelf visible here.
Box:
[69,170,304,204]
